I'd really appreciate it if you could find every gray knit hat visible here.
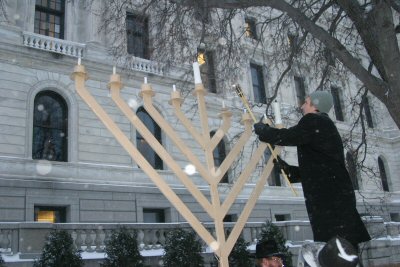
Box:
[309,91,333,113]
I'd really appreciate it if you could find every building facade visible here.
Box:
[1,0,400,265]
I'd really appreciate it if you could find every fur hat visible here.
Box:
[309,91,333,113]
[255,239,285,259]
[298,236,359,267]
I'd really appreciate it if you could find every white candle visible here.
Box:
[272,100,282,124]
[193,62,202,84]
[144,77,147,84]
[173,84,176,91]
[222,100,226,108]
[78,57,81,65]
[243,108,247,113]
[113,66,116,75]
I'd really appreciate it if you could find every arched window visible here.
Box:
[378,156,389,192]
[136,107,163,170]
[32,90,68,161]
[346,152,359,190]
[211,131,228,183]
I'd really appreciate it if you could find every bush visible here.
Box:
[259,221,293,267]
[33,230,83,267]
[163,228,204,267]
[228,236,253,267]
[103,227,144,267]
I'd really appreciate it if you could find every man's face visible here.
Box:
[301,97,317,115]
[261,256,284,267]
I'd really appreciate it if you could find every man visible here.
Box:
[255,239,285,267]
[254,91,371,248]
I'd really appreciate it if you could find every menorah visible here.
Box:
[71,62,285,267]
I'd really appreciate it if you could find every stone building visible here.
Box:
[1,0,400,266]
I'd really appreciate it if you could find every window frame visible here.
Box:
[197,49,217,93]
[211,131,229,183]
[34,0,65,39]
[32,90,68,162]
[250,63,266,104]
[294,76,306,108]
[126,12,150,59]
[362,95,374,128]
[330,86,344,121]
[245,17,258,39]
[136,107,163,170]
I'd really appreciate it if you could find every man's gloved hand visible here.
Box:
[273,156,291,176]
[253,121,269,135]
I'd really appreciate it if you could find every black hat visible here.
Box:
[255,239,285,259]
[318,236,359,267]
[300,236,359,267]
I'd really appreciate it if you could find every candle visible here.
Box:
[173,84,176,92]
[222,100,226,108]
[243,108,247,113]
[78,57,81,65]
[272,100,282,124]
[193,62,202,84]
[113,66,116,75]
[144,77,147,84]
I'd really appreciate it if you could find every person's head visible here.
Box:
[255,239,285,267]
[301,91,333,115]
[299,236,359,267]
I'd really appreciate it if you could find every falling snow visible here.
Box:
[184,164,196,175]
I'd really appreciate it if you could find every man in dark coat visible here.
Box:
[254,91,371,248]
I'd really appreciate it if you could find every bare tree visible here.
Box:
[100,0,400,131]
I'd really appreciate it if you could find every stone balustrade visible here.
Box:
[1,220,400,266]
[0,221,310,258]
[22,31,85,58]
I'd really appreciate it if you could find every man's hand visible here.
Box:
[273,156,291,176]
[253,121,268,135]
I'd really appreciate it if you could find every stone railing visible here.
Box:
[0,221,311,258]
[1,220,400,266]
[22,31,85,58]
[128,56,164,75]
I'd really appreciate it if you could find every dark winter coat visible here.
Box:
[254,112,371,246]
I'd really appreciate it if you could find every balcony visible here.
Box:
[22,31,85,58]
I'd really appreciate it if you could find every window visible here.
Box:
[250,63,266,104]
[362,96,374,128]
[294,76,306,107]
[378,156,389,192]
[34,206,66,223]
[143,208,165,223]
[288,33,298,53]
[275,214,291,221]
[34,0,65,39]
[126,12,149,59]
[330,87,344,121]
[223,214,237,222]
[33,91,68,162]
[211,131,228,183]
[324,49,336,67]
[245,18,257,39]
[264,150,282,187]
[390,213,400,222]
[136,107,163,170]
[346,152,359,190]
[198,49,217,93]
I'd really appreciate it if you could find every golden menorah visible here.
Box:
[71,62,288,267]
